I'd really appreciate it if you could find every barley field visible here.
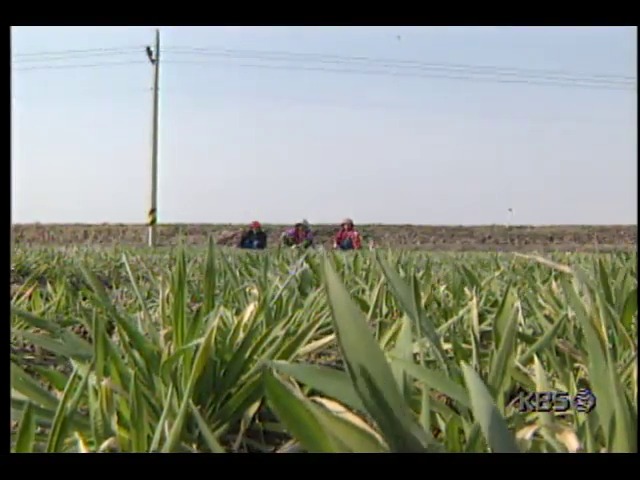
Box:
[10,241,638,453]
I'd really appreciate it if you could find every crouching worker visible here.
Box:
[333,218,362,250]
[281,220,314,249]
[238,221,267,250]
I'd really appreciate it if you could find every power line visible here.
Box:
[13,44,635,83]
[165,45,636,83]
[11,45,636,91]
[11,46,145,58]
[161,51,635,88]
[10,88,152,101]
[162,59,635,91]
[12,50,144,64]
[12,57,634,91]
[12,60,147,72]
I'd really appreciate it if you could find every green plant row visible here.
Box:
[10,243,637,452]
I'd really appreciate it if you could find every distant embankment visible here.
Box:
[11,223,637,252]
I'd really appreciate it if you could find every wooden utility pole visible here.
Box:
[146,29,160,247]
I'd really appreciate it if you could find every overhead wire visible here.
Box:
[11,44,637,91]
[16,44,633,82]
[158,59,630,91]
[13,51,145,65]
[160,56,635,90]
[164,46,636,83]
[12,60,148,71]
[11,46,146,58]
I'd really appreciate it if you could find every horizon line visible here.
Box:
[11,222,638,228]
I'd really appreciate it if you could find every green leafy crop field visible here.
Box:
[10,242,638,453]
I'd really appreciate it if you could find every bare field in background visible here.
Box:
[11,224,637,252]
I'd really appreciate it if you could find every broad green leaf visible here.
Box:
[597,258,614,308]
[203,237,218,315]
[445,413,464,452]
[129,371,148,453]
[268,361,365,413]
[122,253,159,345]
[321,254,429,452]
[376,252,447,368]
[461,363,519,453]
[31,366,69,393]
[533,356,553,428]
[46,369,80,452]
[81,265,159,373]
[487,295,520,396]
[390,315,414,403]
[608,358,637,453]
[14,402,36,453]
[620,287,637,329]
[389,357,470,409]
[210,375,265,435]
[559,276,613,441]
[149,385,174,452]
[493,283,515,347]
[162,317,216,452]
[190,401,225,453]
[11,363,59,410]
[12,330,93,362]
[308,396,388,452]
[263,369,340,453]
[518,314,566,365]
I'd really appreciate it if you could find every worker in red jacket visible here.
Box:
[333,218,362,250]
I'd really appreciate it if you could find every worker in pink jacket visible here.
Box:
[333,218,362,250]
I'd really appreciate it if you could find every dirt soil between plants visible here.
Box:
[11,224,637,252]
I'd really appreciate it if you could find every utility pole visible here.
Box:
[146,29,160,247]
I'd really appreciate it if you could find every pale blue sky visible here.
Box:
[11,26,637,225]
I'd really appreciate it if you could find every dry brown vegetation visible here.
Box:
[11,223,637,252]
